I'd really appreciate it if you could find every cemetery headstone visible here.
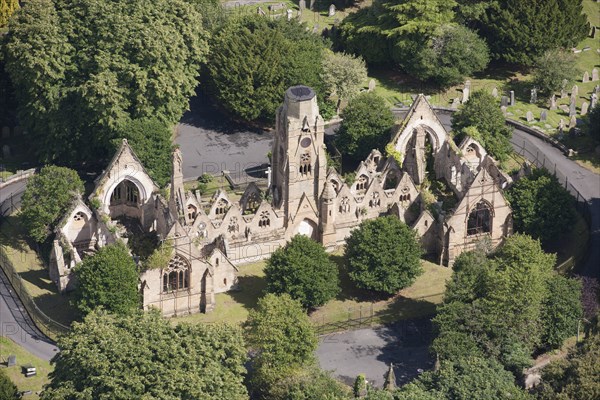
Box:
[581,101,589,116]
[549,94,557,110]
[368,79,376,92]
[583,71,590,83]
[510,90,515,106]
[7,355,16,367]
[501,105,507,115]
[526,111,534,122]
[287,8,292,20]
[592,68,599,82]
[592,26,597,38]
[312,24,319,33]
[540,110,548,122]
[310,0,315,10]
[491,87,498,98]
[530,88,537,103]
[559,104,570,113]
[501,96,509,107]
[591,93,598,109]
[583,47,591,52]
[299,0,306,10]
[257,6,266,15]
[462,80,471,104]
[558,119,565,133]
[451,98,460,109]
[572,84,579,98]
[570,115,577,128]
[328,4,335,16]
[569,100,577,117]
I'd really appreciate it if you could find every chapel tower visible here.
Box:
[270,86,326,224]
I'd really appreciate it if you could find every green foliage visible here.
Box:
[73,242,140,317]
[0,0,19,27]
[42,310,248,400]
[5,0,208,164]
[586,103,600,143]
[415,356,531,399]
[198,173,213,183]
[506,169,576,245]
[0,369,18,400]
[353,374,367,397]
[21,165,84,243]
[265,235,340,309]
[532,49,577,96]
[266,368,350,400]
[540,274,583,349]
[409,24,490,87]
[452,90,513,161]
[114,118,174,188]
[144,240,173,270]
[321,51,367,113]
[385,143,403,167]
[245,293,317,397]
[539,327,600,400]
[473,0,588,65]
[345,216,423,294]
[206,16,327,122]
[393,382,440,400]
[433,235,558,372]
[336,93,395,161]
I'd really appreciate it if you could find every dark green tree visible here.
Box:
[114,118,174,188]
[41,310,248,400]
[0,369,18,400]
[410,24,490,87]
[266,368,350,400]
[20,165,84,242]
[532,49,577,97]
[474,0,588,65]
[5,0,208,164]
[72,242,140,317]
[540,274,583,350]
[586,103,600,143]
[452,90,513,161]
[0,0,19,27]
[206,16,327,122]
[506,169,576,245]
[345,216,423,294]
[265,235,340,309]
[336,93,395,161]
[244,293,317,397]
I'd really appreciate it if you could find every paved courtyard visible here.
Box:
[317,319,434,388]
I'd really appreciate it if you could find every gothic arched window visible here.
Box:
[215,199,228,216]
[356,175,368,191]
[162,254,190,293]
[299,152,312,176]
[258,211,271,228]
[467,200,492,236]
[228,217,239,233]
[339,197,350,213]
[369,192,381,208]
[187,204,197,221]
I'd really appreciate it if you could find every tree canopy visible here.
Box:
[506,168,576,246]
[114,118,174,188]
[72,242,140,317]
[0,369,18,400]
[345,216,422,294]
[21,165,84,242]
[540,274,583,350]
[336,93,395,161]
[5,0,208,164]
[0,0,19,27]
[206,16,328,122]
[473,0,588,65]
[265,235,340,309]
[42,310,248,400]
[321,51,367,113]
[532,49,577,97]
[452,90,513,161]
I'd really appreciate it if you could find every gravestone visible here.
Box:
[299,0,306,10]
[530,88,537,103]
[2,145,10,158]
[549,94,557,110]
[569,100,577,116]
[501,105,507,115]
[312,24,319,33]
[7,355,16,367]
[558,119,565,133]
[583,71,590,83]
[583,47,591,52]
[592,26,597,38]
[368,79,376,92]
[309,0,315,9]
[510,90,515,106]
[501,96,509,107]
[540,110,548,122]
[328,4,335,16]
[287,8,293,20]
[491,87,498,98]
[1,126,9,139]
[572,85,579,98]
[592,93,598,109]
[462,80,471,104]
[581,101,589,116]
[451,98,460,109]
[561,79,568,98]
[559,104,570,113]
[593,68,599,82]
[257,6,266,15]
[570,115,577,128]
[526,111,534,122]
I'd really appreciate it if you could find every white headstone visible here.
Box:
[592,93,598,109]
[572,85,579,98]
[526,111,534,122]
[501,96,509,107]
[287,8,293,20]
[530,88,537,103]
[451,98,460,109]
[581,101,589,116]
[570,115,577,128]
[309,0,315,10]
[540,110,548,122]
[368,79,376,92]
[558,119,564,132]
[491,87,498,98]
[461,85,470,104]
[592,68,599,82]
[583,71,590,83]
[569,100,577,116]
[328,4,335,16]
[500,106,507,115]
[510,91,515,106]
[549,95,557,110]
[299,0,306,10]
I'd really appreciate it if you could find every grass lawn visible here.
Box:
[0,337,52,399]
[0,215,75,327]
[172,253,453,329]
